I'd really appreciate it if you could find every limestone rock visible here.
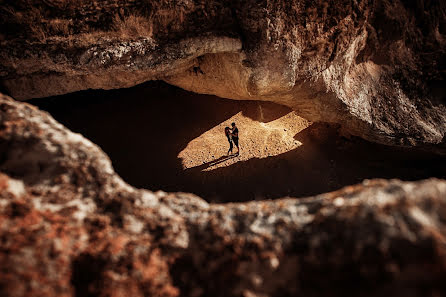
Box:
[0,0,445,147]
[1,94,446,296]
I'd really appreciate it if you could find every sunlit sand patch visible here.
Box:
[178,111,311,171]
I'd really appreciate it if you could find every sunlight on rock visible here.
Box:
[178,111,311,170]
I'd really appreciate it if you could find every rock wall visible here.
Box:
[1,93,446,297]
[1,0,445,147]
[1,2,446,295]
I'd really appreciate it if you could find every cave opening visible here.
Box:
[29,81,446,203]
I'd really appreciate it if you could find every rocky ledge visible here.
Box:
[1,0,445,148]
[1,93,446,296]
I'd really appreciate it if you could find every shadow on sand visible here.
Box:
[30,81,446,203]
[194,154,239,170]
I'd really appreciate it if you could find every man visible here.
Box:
[231,122,240,155]
[225,126,233,155]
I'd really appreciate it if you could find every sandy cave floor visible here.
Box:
[29,81,446,203]
[178,110,310,171]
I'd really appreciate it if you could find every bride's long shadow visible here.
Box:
[194,154,239,170]
[30,81,446,203]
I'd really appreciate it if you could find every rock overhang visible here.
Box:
[0,0,445,149]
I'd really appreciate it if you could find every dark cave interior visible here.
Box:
[29,81,446,203]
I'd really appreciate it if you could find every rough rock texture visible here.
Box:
[1,95,446,297]
[1,0,445,148]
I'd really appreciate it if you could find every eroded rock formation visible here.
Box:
[1,0,445,147]
[1,2,446,295]
[1,93,446,297]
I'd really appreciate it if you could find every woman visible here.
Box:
[225,126,233,155]
[230,122,239,155]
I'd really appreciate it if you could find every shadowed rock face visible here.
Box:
[1,0,445,147]
[1,94,446,297]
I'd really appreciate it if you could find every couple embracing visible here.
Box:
[224,122,240,156]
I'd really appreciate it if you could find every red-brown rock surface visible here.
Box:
[1,0,445,147]
[1,93,446,296]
